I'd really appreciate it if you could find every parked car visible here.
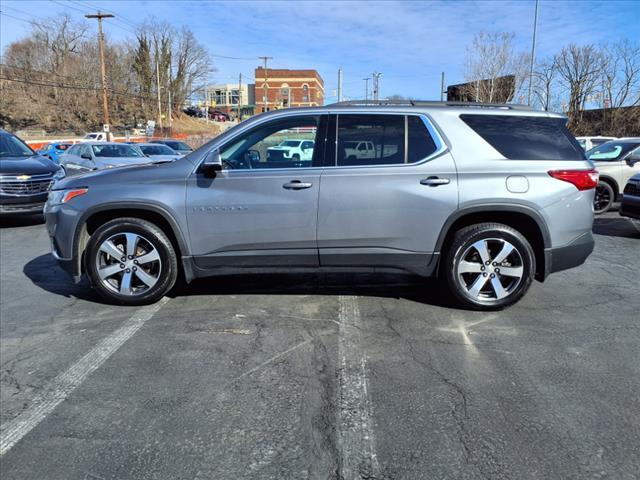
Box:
[267,139,314,162]
[0,128,64,215]
[80,132,108,142]
[36,142,74,163]
[46,101,596,309]
[59,142,151,176]
[576,136,617,151]
[136,143,182,162]
[208,109,230,122]
[151,139,193,156]
[620,173,640,221]
[183,106,205,118]
[586,138,640,214]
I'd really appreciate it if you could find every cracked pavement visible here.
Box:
[1,212,639,479]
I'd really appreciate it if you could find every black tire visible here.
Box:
[85,217,178,305]
[444,223,535,310]
[292,154,301,161]
[594,181,614,214]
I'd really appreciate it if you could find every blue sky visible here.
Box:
[1,0,639,102]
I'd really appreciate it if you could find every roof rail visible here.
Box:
[329,99,533,110]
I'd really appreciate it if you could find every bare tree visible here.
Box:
[530,59,557,111]
[601,39,640,109]
[553,44,604,124]
[464,32,530,103]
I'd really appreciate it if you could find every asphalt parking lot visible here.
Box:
[1,212,639,480]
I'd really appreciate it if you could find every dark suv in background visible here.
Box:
[0,129,64,215]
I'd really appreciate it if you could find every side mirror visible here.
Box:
[81,153,92,160]
[245,149,260,164]
[202,149,223,176]
[626,153,640,166]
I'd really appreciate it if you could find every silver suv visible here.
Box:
[45,101,597,310]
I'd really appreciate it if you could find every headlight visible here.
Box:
[48,188,88,205]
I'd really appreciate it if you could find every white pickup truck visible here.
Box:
[80,132,108,142]
[344,141,375,159]
[267,139,315,161]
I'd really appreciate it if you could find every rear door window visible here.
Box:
[334,114,438,166]
[460,114,585,160]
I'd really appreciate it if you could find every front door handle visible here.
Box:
[283,180,313,190]
[420,176,450,187]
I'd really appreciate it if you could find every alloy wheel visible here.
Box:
[594,184,613,213]
[457,238,524,302]
[95,232,162,296]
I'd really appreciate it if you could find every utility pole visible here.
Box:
[238,72,242,121]
[372,72,382,101]
[85,11,114,139]
[440,72,445,101]
[337,67,343,102]
[527,0,539,106]
[363,77,370,101]
[167,61,173,135]
[258,56,273,112]
[155,55,163,130]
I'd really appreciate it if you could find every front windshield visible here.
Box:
[0,132,35,158]
[92,144,144,158]
[141,145,175,155]
[166,141,191,151]
[280,140,301,147]
[587,142,640,161]
[85,134,98,139]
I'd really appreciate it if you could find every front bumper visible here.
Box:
[545,231,595,276]
[45,202,84,282]
[0,201,45,215]
[620,194,640,220]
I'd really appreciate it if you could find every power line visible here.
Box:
[73,0,140,29]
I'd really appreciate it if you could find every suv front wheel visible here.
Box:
[85,218,178,305]
[444,223,535,310]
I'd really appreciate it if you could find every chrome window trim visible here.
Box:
[192,109,449,174]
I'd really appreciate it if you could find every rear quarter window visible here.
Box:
[460,114,585,160]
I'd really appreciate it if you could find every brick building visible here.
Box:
[254,67,324,112]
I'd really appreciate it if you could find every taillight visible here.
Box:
[548,169,599,191]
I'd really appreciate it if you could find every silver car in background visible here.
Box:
[59,142,149,175]
[136,143,182,162]
[45,101,597,310]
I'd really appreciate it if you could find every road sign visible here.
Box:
[103,124,110,132]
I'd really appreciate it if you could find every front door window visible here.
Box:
[219,115,323,170]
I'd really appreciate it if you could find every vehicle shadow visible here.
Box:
[23,253,100,301]
[23,254,456,308]
[593,216,640,239]
[177,272,457,308]
[1,214,45,228]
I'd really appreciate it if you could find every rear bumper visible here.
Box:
[620,194,640,220]
[544,231,595,276]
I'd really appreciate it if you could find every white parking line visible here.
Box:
[0,297,169,456]
[337,296,381,480]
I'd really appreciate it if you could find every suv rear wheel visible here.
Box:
[444,223,535,310]
[85,218,178,305]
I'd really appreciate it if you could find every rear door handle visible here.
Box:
[283,180,313,190]
[420,176,450,186]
